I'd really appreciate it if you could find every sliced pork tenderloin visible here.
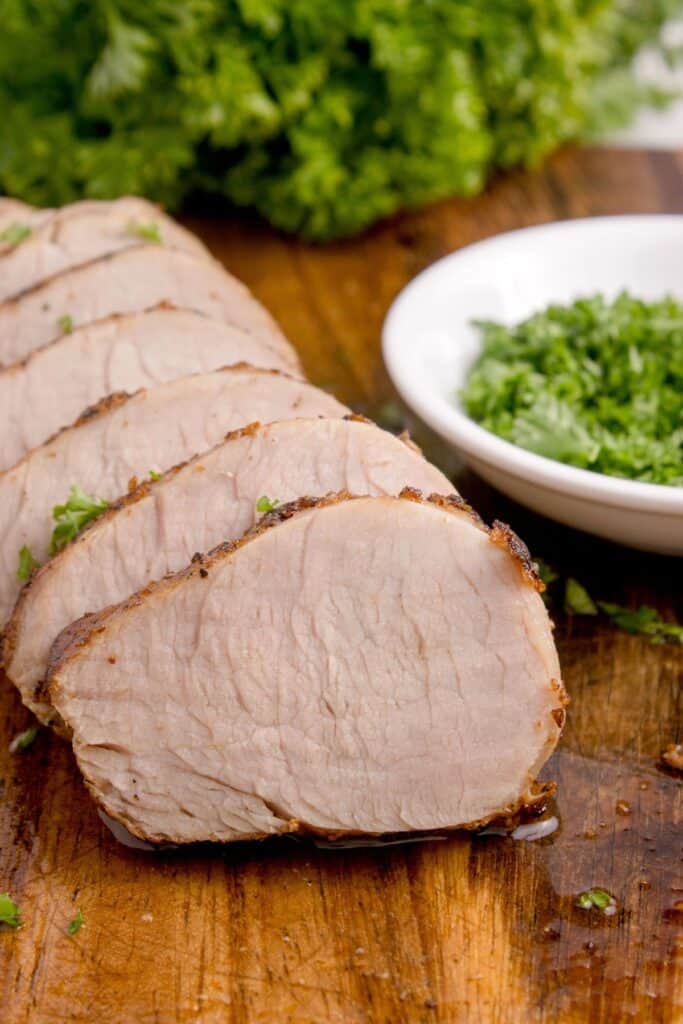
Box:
[0,197,209,302]
[0,246,288,366]
[0,367,348,626]
[48,491,566,844]
[0,306,303,471]
[5,417,452,725]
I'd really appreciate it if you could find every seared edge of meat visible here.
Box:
[47,489,566,843]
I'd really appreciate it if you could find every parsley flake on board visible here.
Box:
[0,222,31,246]
[67,909,84,936]
[16,544,40,580]
[9,726,39,753]
[127,220,162,244]
[575,888,616,914]
[0,893,21,928]
[532,560,682,645]
[462,293,683,486]
[598,602,683,645]
[58,314,74,335]
[256,496,280,513]
[49,486,109,555]
[564,578,599,616]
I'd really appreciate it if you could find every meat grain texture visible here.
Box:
[0,245,288,366]
[0,368,348,625]
[49,492,565,844]
[0,306,303,471]
[0,197,209,302]
[5,417,452,724]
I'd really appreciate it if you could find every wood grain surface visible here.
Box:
[1,147,681,1024]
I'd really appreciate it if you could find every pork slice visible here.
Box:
[48,491,566,844]
[0,306,303,471]
[0,246,288,366]
[0,368,348,626]
[5,417,453,725]
[0,197,209,302]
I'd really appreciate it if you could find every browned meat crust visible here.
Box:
[48,488,559,697]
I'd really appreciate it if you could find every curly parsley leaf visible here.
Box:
[49,486,109,555]
[9,726,39,753]
[462,293,683,485]
[0,3,675,239]
[0,222,31,246]
[0,893,21,928]
[16,544,40,581]
[255,495,280,513]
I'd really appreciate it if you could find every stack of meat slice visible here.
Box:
[0,196,566,846]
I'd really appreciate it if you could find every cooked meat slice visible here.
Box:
[0,197,209,302]
[0,368,347,626]
[48,491,565,844]
[0,306,303,471]
[0,246,288,366]
[6,417,453,724]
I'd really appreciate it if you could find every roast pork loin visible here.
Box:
[48,492,566,844]
[0,306,303,471]
[5,417,452,725]
[0,197,209,302]
[0,246,288,366]
[0,367,348,625]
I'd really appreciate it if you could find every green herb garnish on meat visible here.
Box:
[256,496,280,513]
[16,544,40,580]
[50,486,109,554]
[0,222,31,246]
[149,470,163,481]
[0,893,21,928]
[461,293,683,485]
[127,221,162,244]
[58,314,73,335]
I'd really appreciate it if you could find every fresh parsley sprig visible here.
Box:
[49,486,109,555]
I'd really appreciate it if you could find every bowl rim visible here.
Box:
[382,214,683,514]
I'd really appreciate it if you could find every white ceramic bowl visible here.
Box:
[382,215,683,555]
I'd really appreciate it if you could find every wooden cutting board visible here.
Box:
[1,147,681,1024]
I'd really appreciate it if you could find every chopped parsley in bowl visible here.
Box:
[460,293,683,486]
